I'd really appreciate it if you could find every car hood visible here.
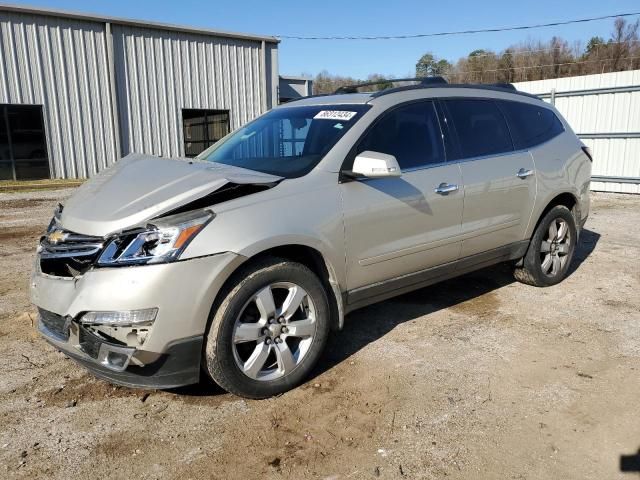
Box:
[59,153,282,237]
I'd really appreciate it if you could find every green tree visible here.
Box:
[415,52,451,77]
[585,36,605,56]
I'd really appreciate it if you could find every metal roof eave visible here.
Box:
[0,2,280,44]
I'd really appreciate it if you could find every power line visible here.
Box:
[277,12,640,40]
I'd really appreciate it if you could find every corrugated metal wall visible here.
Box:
[515,70,640,194]
[0,11,119,178]
[0,9,277,178]
[112,25,270,159]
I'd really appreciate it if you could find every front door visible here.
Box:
[340,101,464,298]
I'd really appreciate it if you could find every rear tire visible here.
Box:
[514,205,577,287]
[203,257,330,399]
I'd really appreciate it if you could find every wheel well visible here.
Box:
[216,245,342,331]
[252,245,329,279]
[542,192,577,217]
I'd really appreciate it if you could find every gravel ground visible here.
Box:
[0,189,639,479]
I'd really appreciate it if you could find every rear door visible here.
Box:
[340,100,463,294]
[442,98,537,257]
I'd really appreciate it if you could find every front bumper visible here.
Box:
[31,252,244,389]
[39,309,203,388]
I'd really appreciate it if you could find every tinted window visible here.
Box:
[444,99,513,159]
[357,101,445,170]
[198,105,369,178]
[498,100,564,149]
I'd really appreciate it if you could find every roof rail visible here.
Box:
[334,76,447,94]
[488,83,517,91]
[284,79,539,105]
[370,81,540,100]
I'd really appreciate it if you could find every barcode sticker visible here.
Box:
[313,110,358,121]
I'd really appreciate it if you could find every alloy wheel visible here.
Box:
[232,282,317,381]
[540,217,571,277]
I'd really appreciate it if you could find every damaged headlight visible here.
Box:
[46,203,64,233]
[97,209,214,266]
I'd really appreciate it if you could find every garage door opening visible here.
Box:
[0,105,50,181]
[182,109,230,157]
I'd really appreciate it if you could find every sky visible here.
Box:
[9,0,640,78]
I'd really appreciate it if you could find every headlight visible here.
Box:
[97,209,214,266]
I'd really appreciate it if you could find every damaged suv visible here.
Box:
[32,78,591,398]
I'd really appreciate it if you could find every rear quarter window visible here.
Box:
[498,100,565,149]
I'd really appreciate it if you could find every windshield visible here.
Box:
[196,104,370,178]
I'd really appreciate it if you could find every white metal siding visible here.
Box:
[266,43,279,109]
[112,24,267,159]
[515,70,640,194]
[0,11,119,178]
[279,76,313,102]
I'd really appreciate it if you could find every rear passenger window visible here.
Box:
[357,101,445,170]
[498,100,564,149]
[444,99,513,159]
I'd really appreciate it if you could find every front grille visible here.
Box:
[39,228,104,277]
[38,308,70,341]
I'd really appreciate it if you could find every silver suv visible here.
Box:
[31,78,591,398]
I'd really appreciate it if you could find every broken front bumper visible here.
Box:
[38,308,203,388]
[31,252,245,389]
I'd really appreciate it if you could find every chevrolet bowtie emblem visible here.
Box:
[47,230,67,244]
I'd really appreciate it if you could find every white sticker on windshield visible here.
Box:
[313,110,358,121]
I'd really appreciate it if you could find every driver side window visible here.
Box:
[357,101,445,170]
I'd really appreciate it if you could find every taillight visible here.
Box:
[581,146,593,162]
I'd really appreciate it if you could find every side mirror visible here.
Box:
[350,151,401,178]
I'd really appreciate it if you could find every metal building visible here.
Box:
[515,70,640,194]
[0,3,279,180]
[278,75,313,103]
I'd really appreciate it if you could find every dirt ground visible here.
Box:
[1,189,639,480]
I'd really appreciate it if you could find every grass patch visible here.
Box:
[0,178,84,193]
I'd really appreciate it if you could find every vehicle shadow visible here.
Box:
[174,228,600,397]
[567,227,600,277]
[620,448,640,474]
[310,227,600,381]
[312,262,515,380]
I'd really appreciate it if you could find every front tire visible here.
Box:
[514,205,577,287]
[204,257,330,399]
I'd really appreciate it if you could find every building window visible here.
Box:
[0,105,50,180]
[182,109,230,157]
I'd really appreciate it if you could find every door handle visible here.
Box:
[516,168,534,179]
[434,183,459,195]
